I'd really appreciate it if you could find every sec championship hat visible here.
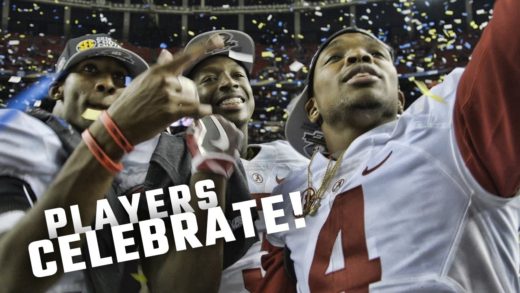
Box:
[285,27,394,158]
[54,34,148,81]
[184,30,255,77]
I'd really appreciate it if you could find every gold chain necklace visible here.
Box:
[299,149,346,217]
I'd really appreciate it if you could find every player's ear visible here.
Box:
[397,90,405,114]
[48,83,64,101]
[305,97,321,124]
[49,82,65,116]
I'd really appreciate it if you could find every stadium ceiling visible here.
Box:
[15,0,389,14]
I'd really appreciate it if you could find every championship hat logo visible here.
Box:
[206,32,239,55]
[76,39,96,52]
[302,129,325,157]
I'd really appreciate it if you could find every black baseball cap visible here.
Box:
[285,27,394,157]
[183,30,255,77]
[54,34,149,82]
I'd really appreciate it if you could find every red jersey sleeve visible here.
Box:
[455,0,520,197]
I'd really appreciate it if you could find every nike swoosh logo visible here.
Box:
[362,151,392,176]
[209,115,230,151]
[275,176,285,184]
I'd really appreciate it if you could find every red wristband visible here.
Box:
[100,111,134,153]
[82,129,123,174]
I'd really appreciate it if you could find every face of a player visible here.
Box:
[309,33,401,131]
[191,56,255,129]
[52,57,128,131]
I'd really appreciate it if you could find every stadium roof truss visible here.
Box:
[15,0,390,14]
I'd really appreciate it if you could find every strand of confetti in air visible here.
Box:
[412,79,446,104]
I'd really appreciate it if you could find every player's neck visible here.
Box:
[321,123,366,156]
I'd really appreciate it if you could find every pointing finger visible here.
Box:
[155,33,224,75]
[157,49,174,65]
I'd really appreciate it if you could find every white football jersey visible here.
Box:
[0,109,158,201]
[0,109,67,201]
[268,68,520,293]
[219,140,309,292]
[0,109,158,293]
[0,109,85,292]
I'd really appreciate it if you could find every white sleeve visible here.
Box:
[0,210,26,234]
[0,109,66,199]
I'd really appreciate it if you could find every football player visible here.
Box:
[265,0,520,291]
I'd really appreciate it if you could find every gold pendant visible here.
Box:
[299,187,316,217]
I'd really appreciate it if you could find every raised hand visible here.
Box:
[106,34,224,145]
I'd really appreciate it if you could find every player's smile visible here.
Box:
[215,94,246,110]
[192,56,255,129]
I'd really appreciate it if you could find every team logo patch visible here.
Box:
[76,37,121,52]
[362,151,393,176]
[275,166,291,184]
[206,32,239,55]
[252,173,263,183]
[302,129,326,157]
[332,179,344,192]
[76,39,96,51]
[302,129,324,145]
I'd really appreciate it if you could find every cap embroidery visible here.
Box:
[252,173,264,183]
[95,36,121,48]
[206,32,239,55]
[76,39,97,52]
[302,129,325,157]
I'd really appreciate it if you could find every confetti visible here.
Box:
[289,61,304,72]
[413,80,446,104]
[261,51,274,58]
[0,0,495,142]
[82,108,102,121]
[8,76,22,83]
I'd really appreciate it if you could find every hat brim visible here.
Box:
[58,47,149,80]
[285,86,325,158]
